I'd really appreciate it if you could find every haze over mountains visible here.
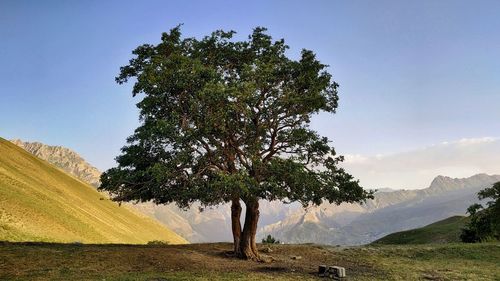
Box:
[343,137,500,189]
[10,139,500,245]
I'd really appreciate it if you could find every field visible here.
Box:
[0,242,499,281]
[0,137,186,244]
[373,216,469,245]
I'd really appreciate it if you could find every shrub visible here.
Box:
[461,182,500,243]
[262,234,280,244]
[147,240,169,245]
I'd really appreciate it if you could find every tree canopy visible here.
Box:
[461,182,500,243]
[100,26,373,259]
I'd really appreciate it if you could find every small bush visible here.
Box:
[147,240,169,245]
[261,234,280,244]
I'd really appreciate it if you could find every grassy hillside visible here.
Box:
[373,216,469,245]
[0,242,499,280]
[0,138,187,244]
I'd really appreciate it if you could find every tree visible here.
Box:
[461,182,500,242]
[99,26,373,260]
[262,234,280,244]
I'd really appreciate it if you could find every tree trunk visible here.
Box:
[230,197,242,255]
[239,198,261,261]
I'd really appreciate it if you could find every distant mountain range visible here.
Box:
[259,173,500,245]
[11,139,500,245]
[0,138,187,244]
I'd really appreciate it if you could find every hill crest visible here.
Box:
[373,216,469,244]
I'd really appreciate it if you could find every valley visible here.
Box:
[11,139,500,245]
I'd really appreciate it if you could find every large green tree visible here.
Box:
[100,26,373,260]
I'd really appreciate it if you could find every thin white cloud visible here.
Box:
[342,137,500,190]
[456,137,497,146]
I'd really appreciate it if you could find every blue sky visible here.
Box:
[1,0,499,171]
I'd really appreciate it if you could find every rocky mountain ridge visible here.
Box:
[11,139,101,187]
[260,173,500,244]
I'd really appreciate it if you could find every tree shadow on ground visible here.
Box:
[253,266,289,273]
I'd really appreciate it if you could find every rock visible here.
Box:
[328,266,346,278]
[318,265,328,277]
[290,255,302,260]
[261,247,273,253]
[260,255,275,263]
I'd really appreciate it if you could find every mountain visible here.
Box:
[10,139,101,187]
[372,216,469,245]
[0,138,187,244]
[11,139,500,245]
[259,173,500,245]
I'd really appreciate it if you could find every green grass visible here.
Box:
[0,242,498,280]
[0,137,187,244]
[373,216,469,245]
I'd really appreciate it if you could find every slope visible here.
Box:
[0,138,187,244]
[373,216,469,244]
